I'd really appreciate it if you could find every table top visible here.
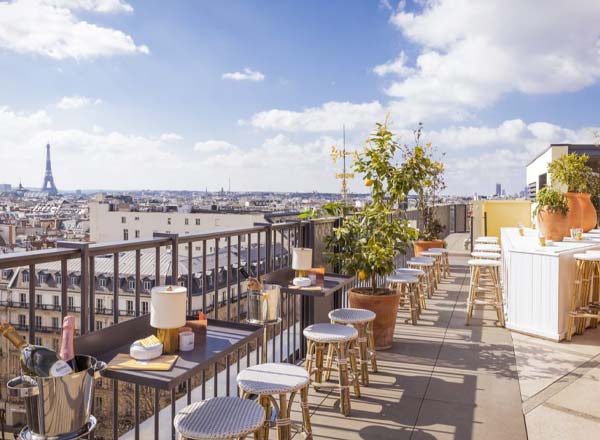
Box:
[75,314,262,390]
[262,267,354,298]
[501,227,600,257]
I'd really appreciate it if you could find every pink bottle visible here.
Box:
[60,316,76,368]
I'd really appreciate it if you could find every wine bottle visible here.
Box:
[1,324,73,377]
[59,316,76,369]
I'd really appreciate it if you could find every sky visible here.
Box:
[1,0,599,196]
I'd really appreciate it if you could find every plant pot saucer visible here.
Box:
[19,416,97,440]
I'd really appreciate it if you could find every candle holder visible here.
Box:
[151,285,187,354]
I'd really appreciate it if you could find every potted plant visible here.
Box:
[326,119,435,350]
[548,153,597,233]
[534,187,569,241]
[411,124,446,255]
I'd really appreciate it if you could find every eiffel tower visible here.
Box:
[41,143,58,195]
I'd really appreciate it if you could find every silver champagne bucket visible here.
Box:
[247,283,281,324]
[7,355,106,440]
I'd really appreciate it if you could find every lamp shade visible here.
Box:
[292,248,313,270]
[150,285,187,329]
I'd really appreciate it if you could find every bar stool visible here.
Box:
[428,248,451,278]
[466,259,505,327]
[475,236,499,244]
[328,308,377,386]
[396,268,427,309]
[566,253,600,341]
[237,363,312,440]
[174,396,264,440]
[421,251,443,284]
[474,243,501,253]
[386,274,420,325]
[471,251,501,260]
[407,258,436,297]
[303,323,361,416]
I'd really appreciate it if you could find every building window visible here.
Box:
[22,272,29,283]
[35,337,42,346]
[179,280,186,287]
[38,273,46,284]
[95,396,103,408]
[96,321,103,330]
[68,297,75,310]
[19,293,26,306]
[196,218,201,225]
[35,316,42,329]
[123,229,129,241]
[126,300,134,315]
[167,218,172,225]
[36,294,42,307]
[56,274,61,285]
[143,280,152,291]
[53,295,59,308]
[185,218,189,225]
[99,278,107,288]
[135,230,140,239]
[96,298,104,311]
[18,314,26,327]
[142,301,149,314]
[134,216,139,221]
[195,246,201,251]
[52,338,59,351]
[121,216,126,224]
[52,317,59,329]
[128,279,135,290]
[70,276,78,287]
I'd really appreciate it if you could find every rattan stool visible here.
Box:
[396,268,427,309]
[473,243,501,253]
[475,236,499,244]
[303,323,360,416]
[237,363,312,440]
[407,258,436,297]
[174,396,264,440]
[386,274,420,325]
[466,259,505,327]
[428,248,451,278]
[566,253,600,341]
[420,251,443,284]
[328,308,377,386]
[471,251,501,260]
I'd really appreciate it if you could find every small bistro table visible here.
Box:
[75,314,262,440]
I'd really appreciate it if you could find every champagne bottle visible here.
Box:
[59,316,76,369]
[1,324,73,377]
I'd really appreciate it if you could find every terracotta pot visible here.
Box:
[348,287,400,350]
[564,192,582,233]
[536,209,568,241]
[578,193,597,232]
[413,239,444,256]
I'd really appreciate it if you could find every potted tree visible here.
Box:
[534,187,569,241]
[548,153,596,233]
[326,119,437,350]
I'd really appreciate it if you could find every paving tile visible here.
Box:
[526,402,600,440]
[434,340,518,378]
[545,374,600,419]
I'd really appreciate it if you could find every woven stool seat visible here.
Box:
[174,397,264,439]
[396,268,425,276]
[408,259,433,267]
[237,363,310,395]
[474,244,501,252]
[468,259,501,267]
[475,236,499,244]
[471,251,501,259]
[427,247,448,253]
[329,308,376,324]
[574,253,600,261]
[420,251,440,257]
[386,274,419,284]
[303,323,357,342]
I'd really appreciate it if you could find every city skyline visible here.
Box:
[1,0,600,195]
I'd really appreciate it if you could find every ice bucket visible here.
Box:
[7,355,106,440]
[247,283,281,324]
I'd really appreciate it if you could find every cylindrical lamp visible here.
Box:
[292,248,313,286]
[151,285,187,354]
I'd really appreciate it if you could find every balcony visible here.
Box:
[11,212,578,440]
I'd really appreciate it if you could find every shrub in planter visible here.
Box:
[534,187,569,241]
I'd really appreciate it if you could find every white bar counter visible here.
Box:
[501,227,600,341]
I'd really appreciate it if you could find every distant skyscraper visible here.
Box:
[41,143,58,195]
[495,183,502,197]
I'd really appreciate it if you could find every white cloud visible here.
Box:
[160,133,183,142]
[373,51,413,77]
[383,0,600,119]
[194,140,239,155]
[244,101,386,132]
[56,96,101,110]
[0,0,148,60]
[222,68,265,82]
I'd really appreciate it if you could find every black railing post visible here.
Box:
[58,241,89,334]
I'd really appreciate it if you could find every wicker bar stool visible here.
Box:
[303,323,361,416]
[328,308,377,386]
[174,396,264,440]
[471,251,501,260]
[396,268,427,309]
[428,248,451,278]
[475,236,499,244]
[566,253,600,341]
[407,258,436,297]
[466,259,505,327]
[473,243,501,253]
[420,251,443,284]
[237,363,312,440]
[386,274,420,325]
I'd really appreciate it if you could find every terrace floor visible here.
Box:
[286,252,600,440]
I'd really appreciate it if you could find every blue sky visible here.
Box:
[1,0,599,195]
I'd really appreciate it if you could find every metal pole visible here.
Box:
[470,216,474,252]
[484,212,488,236]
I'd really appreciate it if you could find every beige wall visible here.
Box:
[526,145,569,193]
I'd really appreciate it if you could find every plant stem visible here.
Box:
[371,274,377,293]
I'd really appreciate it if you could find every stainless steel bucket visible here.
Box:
[7,355,106,440]
[247,283,281,324]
